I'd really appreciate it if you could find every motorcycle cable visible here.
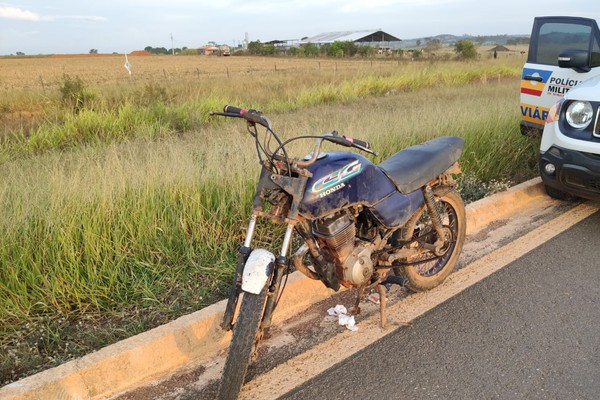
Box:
[273,247,295,311]
[210,109,291,174]
[247,124,276,171]
[267,126,292,177]
[271,134,332,164]
[273,133,375,159]
[253,123,291,176]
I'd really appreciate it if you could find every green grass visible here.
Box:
[0,59,539,384]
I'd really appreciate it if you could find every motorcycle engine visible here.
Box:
[312,212,373,287]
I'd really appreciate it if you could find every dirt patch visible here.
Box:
[129,51,153,56]
[116,366,206,400]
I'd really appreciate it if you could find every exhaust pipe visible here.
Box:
[292,244,320,280]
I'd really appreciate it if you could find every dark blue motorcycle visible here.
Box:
[212,105,466,400]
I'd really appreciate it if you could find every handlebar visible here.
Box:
[210,105,377,168]
[341,135,372,151]
[223,105,245,115]
[323,133,375,153]
[217,105,273,130]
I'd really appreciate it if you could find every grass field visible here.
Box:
[0,53,539,385]
[0,46,528,90]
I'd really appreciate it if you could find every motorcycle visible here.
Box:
[211,105,466,399]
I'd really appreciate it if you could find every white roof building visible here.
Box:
[299,30,402,47]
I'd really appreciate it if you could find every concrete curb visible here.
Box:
[0,178,545,400]
[465,177,544,235]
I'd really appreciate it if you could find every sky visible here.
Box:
[0,1,598,55]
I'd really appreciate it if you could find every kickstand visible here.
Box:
[349,285,364,315]
[377,283,388,329]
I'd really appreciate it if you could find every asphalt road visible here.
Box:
[280,211,600,400]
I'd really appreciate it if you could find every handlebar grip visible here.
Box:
[342,135,371,150]
[223,105,247,115]
[223,105,271,129]
[325,135,353,147]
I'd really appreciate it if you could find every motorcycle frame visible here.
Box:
[220,118,458,333]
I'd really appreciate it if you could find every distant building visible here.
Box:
[198,44,232,56]
[299,30,402,49]
[200,45,219,55]
[489,45,510,52]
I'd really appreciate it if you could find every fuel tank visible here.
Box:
[299,152,424,227]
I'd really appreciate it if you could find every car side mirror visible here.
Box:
[558,49,591,73]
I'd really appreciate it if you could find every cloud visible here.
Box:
[0,5,106,22]
[0,6,40,21]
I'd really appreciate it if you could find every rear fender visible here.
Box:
[241,249,275,294]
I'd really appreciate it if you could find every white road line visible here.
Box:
[240,202,599,400]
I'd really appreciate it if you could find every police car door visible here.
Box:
[520,16,600,134]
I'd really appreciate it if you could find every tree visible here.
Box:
[454,39,477,59]
[247,40,263,55]
[288,46,304,56]
[263,44,276,55]
[341,41,358,57]
[424,39,441,53]
[143,46,170,55]
[246,41,277,56]
[301,43,319,57]
[181,48,199,55]
[89,49,98,54]
[326,42,345,57]
[357,45,376,57]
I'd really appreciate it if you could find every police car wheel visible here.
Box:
[544,184,578,201]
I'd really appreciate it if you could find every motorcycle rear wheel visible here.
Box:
[217,287,268,400]
[400,189,466,292]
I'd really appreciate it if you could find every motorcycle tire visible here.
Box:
[400,189,466,292]
[217,287,268,400]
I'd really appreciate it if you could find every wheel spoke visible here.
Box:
[399,190,466,292]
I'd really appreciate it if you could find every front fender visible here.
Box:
[241,249,275,294]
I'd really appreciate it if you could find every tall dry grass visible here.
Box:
[1,57,523,160]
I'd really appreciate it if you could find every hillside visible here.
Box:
[398,33,529,48]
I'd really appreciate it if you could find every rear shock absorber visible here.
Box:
[423,185,446,254]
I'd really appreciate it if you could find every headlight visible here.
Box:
[565,101,593,129]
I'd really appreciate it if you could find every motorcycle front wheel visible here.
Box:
[400,189,466,292]
[217,287,268,400]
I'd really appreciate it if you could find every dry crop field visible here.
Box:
[0,54,406,92]
[0,46,528,92]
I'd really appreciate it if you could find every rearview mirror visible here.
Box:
[558,49,591,73]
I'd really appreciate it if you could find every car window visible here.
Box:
[592,34,600,67]
[534,22,593,65]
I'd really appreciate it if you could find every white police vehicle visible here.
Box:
[520,16,600,199]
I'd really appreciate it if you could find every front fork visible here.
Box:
[221,166,307,333]
[220,245,251,331]
[259,223,294,333]
[220,218,295,333]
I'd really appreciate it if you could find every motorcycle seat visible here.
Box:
[377,136,464,194]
